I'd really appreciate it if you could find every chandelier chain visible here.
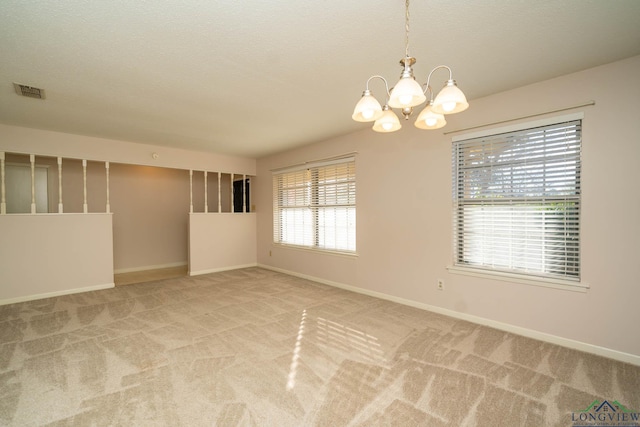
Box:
[405,0,410,58]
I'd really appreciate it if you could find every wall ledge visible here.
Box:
[258,264,640,367]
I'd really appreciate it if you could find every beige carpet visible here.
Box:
[0,267,638,426]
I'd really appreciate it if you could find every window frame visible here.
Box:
[272,155,356,255]
[448,113,587,291]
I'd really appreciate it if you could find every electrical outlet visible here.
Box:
[437,279,444,291]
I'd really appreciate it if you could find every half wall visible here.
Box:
[0,213,114,304]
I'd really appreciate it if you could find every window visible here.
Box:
[452,117,581,282]
[273,156,356,253]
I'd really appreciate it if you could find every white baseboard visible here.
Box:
[189,263,258,277]
[114,261,187,274]
[0,282,115,306]
[258,264,640,367]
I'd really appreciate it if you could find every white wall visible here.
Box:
[0,126,257,273]
[0,124,255,175]
[189,213,257,275]
[256,56,640,360]
[110,164,191,271]
[0,214,114,303]
[2,155,193,271]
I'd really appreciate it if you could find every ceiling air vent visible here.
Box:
[13,83,46,99]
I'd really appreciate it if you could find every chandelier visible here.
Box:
[352,0,468,132]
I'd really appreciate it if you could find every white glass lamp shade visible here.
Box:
[352,91,383,122]
[414,104,446,130]
[388,77,426,109]
[431,80,469,114]
[372,108,401,133]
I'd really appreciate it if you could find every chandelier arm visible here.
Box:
[365,75,392,98]
[423,65,454,93]
[422,85,434,102]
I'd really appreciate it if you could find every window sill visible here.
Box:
[446,265,589,293]
[273,243,358,258]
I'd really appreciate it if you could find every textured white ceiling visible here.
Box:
[1,0,639,158]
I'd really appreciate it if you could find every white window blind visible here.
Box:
[273,157,356,252]
[452,119,581,281]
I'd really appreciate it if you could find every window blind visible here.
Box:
[273,157,356,252]
[452,119,581,280]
